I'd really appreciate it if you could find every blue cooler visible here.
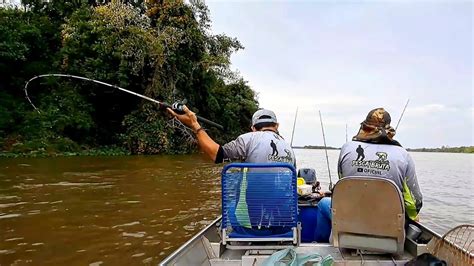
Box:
[298,205,318,243]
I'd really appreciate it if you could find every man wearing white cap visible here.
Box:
[168,106,295,165]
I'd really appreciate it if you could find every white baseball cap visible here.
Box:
[252,109,278,126]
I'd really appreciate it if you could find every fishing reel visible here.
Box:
[171,100,187,115]
[164,100,224,131]
[158,99,186,114]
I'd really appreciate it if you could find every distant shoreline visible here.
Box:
[293,145,473,154]
[406,146,473,153]
[292,146,340,150]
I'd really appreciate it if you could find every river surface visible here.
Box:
[0,150,473,265]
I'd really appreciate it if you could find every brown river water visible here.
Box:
[0,150,473,265]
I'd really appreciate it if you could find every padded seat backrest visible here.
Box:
[332,176,405,254]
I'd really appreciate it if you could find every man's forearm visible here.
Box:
[167,106,221,162]
[196,129,220,162]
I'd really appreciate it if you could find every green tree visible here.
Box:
[0,0,259,155]
[60,1,161,145]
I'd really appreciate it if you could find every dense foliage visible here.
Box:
[0,0,259,156]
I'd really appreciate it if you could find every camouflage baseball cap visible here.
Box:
[252,109,278,127]
[364,108,392,127]
[353,108,396,141]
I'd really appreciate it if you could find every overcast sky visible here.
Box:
[207,0,473,149]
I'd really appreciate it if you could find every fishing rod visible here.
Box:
[318,110,333,191]
[24,74,224,130]
[290,106,298,147]
[395,99,410,131]
[345,123,348,143]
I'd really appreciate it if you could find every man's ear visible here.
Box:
[275,123,279,130]
[251,126,256,132]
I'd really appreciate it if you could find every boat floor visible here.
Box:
[160,216,443,266]
[210,243,413,265]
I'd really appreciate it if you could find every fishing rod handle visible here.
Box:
[197,116,224,131]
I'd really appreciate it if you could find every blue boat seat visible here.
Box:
[221,163,299,246]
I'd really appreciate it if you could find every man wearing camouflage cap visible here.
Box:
[168,106,295,165]
[338,108,423,220]
[313,108,423,243]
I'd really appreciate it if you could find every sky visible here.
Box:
[206,0,473,149]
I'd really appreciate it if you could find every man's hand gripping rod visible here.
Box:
[160,102,224,130]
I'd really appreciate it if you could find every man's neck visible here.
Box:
[259,127,278,133]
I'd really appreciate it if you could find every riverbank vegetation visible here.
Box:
[294,145,473,153]
[293,145,340,150]
[0,0,259,157]
[407,146,474,153]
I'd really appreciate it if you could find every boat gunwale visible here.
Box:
[159,215,222,265]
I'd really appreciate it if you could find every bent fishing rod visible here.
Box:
[24,74,224,130]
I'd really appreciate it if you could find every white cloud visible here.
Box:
[407,104,458,116]
[208,1,472,147]
[258,92,368,110]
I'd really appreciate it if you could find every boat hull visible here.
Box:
[160,216,461,266]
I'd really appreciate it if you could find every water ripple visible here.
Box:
[0,213,22,219]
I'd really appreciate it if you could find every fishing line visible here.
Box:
[24,74,224,130]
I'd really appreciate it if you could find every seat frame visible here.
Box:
[220,163,299,248]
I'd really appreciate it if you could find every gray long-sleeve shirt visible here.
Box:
[221,131,296,165]
[338,140,423,219]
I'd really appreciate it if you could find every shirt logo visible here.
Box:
[351,151,390,171]
[268,148,293,163]
[270,140,278,156]
[356,145,365,161]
